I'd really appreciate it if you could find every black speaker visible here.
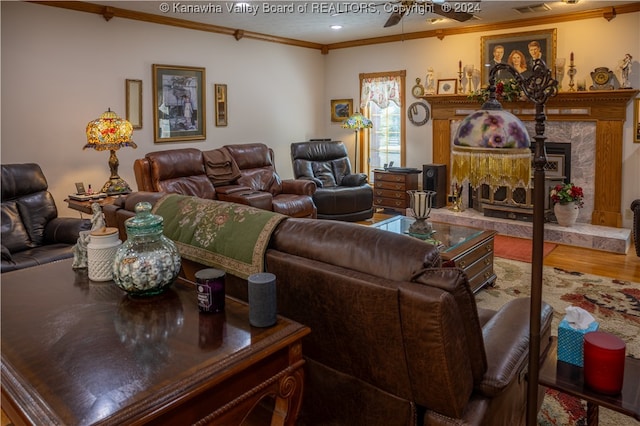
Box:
[422,164,447,208]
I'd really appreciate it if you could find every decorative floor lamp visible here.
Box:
[342,111,372,172]
[452,60,558,426]
[84,108,137,195]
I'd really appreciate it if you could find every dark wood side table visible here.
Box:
[65,195,120,215]
[373,170,420,214]
[538,337,640,426]
[1,260,310,425]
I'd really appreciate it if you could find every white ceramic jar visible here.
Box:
[87,227,121,281]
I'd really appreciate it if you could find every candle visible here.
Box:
[570,52,574,62]
[459,60,462,71]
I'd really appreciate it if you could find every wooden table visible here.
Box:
[1,260,310,425]
[371,216,496,293]
[65,195,120,215]
[539,337,640,425]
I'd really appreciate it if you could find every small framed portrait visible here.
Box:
[125,79,142,129]
[331,99,353,122]
[75,182,86,195]
[437,79,457,95]
[152,64,206,143]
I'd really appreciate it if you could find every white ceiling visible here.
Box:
[92,0,634,45]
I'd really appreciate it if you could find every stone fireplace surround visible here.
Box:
[423,90,638,254]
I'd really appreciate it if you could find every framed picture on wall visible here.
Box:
[331,99,353,122]
[152,64,206,143]
[436,79,457,95]
[214,84,227,127]
[635,98,640,143]
[125,79,142,129]
[480,28,557,86]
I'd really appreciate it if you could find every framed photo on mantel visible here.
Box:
[152,64,206,143]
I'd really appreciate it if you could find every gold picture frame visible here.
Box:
[437,79,457,95]
[125,79,142,129]
[152,64,206,143]
[331,99,352,122]
[481,28,557,86]
[634,97,640,143]
[214,84,227,127]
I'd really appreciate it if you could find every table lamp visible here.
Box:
[341,111,372,172]
[84,108,137,195]
[452,59,558,426]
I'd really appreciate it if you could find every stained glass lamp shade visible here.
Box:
[341,111,372,171]
[84,108,137,195]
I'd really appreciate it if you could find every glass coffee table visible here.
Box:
[372,216,497,293]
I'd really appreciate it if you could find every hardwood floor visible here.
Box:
[361,211,640,283]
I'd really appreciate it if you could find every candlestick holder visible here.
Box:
[568,62,577,92]
[457,70,464,94]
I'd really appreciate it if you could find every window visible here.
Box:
[359,70,406,180]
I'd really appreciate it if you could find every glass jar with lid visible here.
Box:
[112,202,181,297]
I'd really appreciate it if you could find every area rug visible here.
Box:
[476,257,640,426]
[493,234,557,263]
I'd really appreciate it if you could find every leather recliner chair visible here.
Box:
[291,140,374,221]
[1,163,91,273]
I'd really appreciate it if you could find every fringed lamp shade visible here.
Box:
[84,109,137,195]
[452,109,531,190]
[342,111,372,171]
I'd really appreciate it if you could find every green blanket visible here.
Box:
[153,194,286,279]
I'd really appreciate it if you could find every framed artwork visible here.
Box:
[480,28,557,86]
[125,79,142,129]
[437,79,457,95]
[635,98,640,143]
[152,64,206,143]
[331,99,353,122]
[214,84,227,127]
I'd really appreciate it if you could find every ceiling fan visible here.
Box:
[383,0,476,28]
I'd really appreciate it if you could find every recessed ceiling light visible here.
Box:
[428,18,445,24]
[331,25,343,30]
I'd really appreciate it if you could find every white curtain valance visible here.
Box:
[360,76,401,109]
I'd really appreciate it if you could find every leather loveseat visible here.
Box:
[104,192,554,426]
[133,143,317,218]
[1,163,91,273]
[291,140,374,221]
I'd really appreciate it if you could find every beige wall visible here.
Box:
[2,2,639,227]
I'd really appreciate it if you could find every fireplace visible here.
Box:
[425,90,637,228]
[471,142,571,222]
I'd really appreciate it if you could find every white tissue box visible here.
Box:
[557,318,599,367]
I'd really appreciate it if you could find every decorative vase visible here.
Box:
[112,202,181,297]
[407,190,436,236]
[554,202,579,227]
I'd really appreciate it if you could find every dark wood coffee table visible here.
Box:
[371,216,496,293]
[1,259,310,425]
[539,337,640,425]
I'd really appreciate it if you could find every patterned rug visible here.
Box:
[476,257,640,426]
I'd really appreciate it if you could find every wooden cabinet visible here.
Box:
[373,171,419,214]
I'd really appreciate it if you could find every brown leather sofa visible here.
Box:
[104,192,553,426]
[291,140,374,221]
[133,143,317,218]
[1,163,91,273]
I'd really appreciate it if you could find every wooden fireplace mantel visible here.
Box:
[422,90,639,228]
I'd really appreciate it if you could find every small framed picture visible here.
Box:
[437,79,458,95]
[214,84,227,127]
[75,182,86,195]
[331,99,353,122]
[125,79,143,129]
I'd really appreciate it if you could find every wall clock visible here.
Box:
[411,78,425,98]
[407,101,430,126]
